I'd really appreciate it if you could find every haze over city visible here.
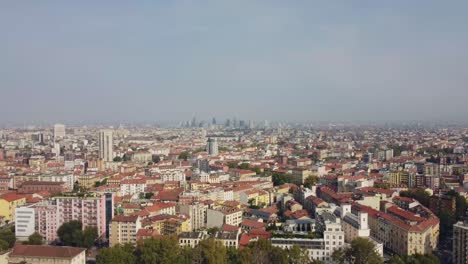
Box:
[1,1,467,124]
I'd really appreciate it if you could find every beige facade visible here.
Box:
[109,215,142,246]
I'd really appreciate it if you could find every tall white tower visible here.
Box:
[54,124,66,140]
[206,137,218,156]
[98,129,114,162]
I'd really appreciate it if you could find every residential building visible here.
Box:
[34,194,110,242]
[0,193,26,222]
[453,221,468,264]
[109,215,141,246]
[98,129,114,162]
[206,208,243,228]
[271,221,345,263]
[207,137,219,156]
[54,124,66,140]
[7,245,86,264]
[15,206,36,240]
[179,203,207,231]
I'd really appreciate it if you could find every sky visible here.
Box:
[1,0,467,124]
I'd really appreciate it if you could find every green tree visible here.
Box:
[227,246,241,264]
[123,154,131,162]
[332,237,383,264]
[247,239,287,264]
[136,236,181,264]
[83,227,98,248]
[303,175,318,188]
[0,240,9,251]
[207,227,220,235]
[400,189,431,207]
[57,221,85,247]
[113,156,122,162]
[97,244,136,264]
[272,173,293,186]
[178,151,190,161]
[227,161,238,169]
[0,228,16,248]
[152,155,161,163]
[238,163,250,170]
[288,244,311,264]
[23,232,43,245]
[195,238,227,264]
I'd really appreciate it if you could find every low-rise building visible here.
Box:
[7,245,86,264]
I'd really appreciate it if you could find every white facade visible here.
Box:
[272,222,345,263]
[161,171,185,183]
[53,124,66,140]
[98,129,114,162]
[120,182,146,196]
[15,206,36,239]
[179,203,207,231]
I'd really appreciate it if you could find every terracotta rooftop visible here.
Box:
[10,245,85,259]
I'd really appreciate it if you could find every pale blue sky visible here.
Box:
[1,1,467,124]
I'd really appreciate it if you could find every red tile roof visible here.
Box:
[10,245,85,258]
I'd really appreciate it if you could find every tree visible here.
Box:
[195,238,227,264]
[238,163,250,170]
[207,227,220,235]
[227,246,241,264]
[152,156,161,163]
[82,227,98,248]
[23,232,43,245]
[123,154,131,162]
[227,161,238,169]
[246,238,288,264]
[135,236,182,264]
[178,151,190,161]
[272,173,293,186]
[113,156,122,162]
[303,175,318,188]
[0,228,16,248]
[400,189,431,207]
[0,240,9,251]
[97,244,136,264]
[288,244,311,264]
[57,221,83,247]
[332,237,383,264]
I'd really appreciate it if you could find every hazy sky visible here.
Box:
[1,1,467,124]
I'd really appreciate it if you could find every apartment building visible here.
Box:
[15,206,36,240]
[354,203,439,256]
[109,215,141,247]
[20,194,111,242]
[120,179,146,196]
[206,208,243,228]
[0,193,26,222]
[179,203,207,231]
[453,221,468,264]
[179,231,240,248]
[271,221,345,263]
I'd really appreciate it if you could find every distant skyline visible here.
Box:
[1,1,467,124]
